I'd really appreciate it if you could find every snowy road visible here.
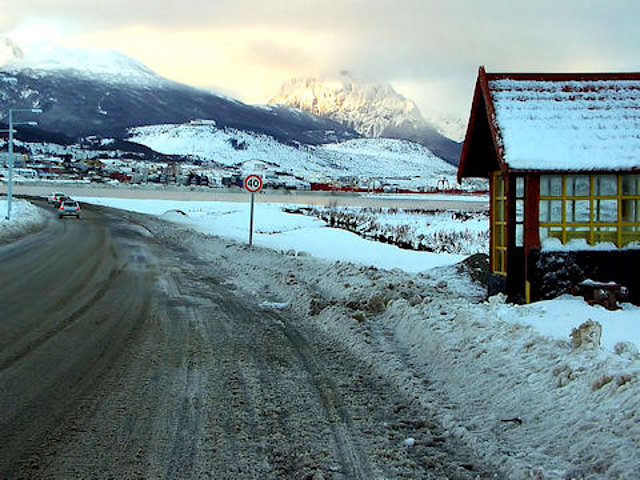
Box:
[0,202,498,478]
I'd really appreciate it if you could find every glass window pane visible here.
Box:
[622,226,640,247]
[539,200,562,223]
[539,226,549,239]
[515,224,523,247]
[495,201,504,221]
[594,226,617,244]
[539,200,549,222]
[495,226,506,246]
[596,200,618,222]
[566,176,590,197]
[515,177,525,198]
[540,177,549,196]
[566,200,591,223]
[516,199,524,222]
[494,251,505,273]
[622,175,640,196]
[540,176,562,197]
[595,175,617,196]
[494,174,504,197]
[622,200,639,222]
[546,227,563,240]
[566,227,590,241]
[549,200,562,223]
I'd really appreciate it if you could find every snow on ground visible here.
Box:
[0,197,48,243]
[78,196,465,272]
[4,195,640,479]
[128,124,484,190]
[77,194,640,353]
[303,205,489,255]
[80,195,640,479]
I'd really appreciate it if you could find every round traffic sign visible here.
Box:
[244,174,263,193]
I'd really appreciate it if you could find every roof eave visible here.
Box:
[457,66,507,182]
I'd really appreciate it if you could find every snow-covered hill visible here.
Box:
[268,73,463,164]
[0,38,165,87]
[128,122,473,189]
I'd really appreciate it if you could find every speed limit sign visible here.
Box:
[244,174,263,193]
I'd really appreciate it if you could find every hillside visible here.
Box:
[128,123,473,189]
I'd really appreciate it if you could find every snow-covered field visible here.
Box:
[78,196,467,272]
[2,195,639,479]
[128,124,486,191]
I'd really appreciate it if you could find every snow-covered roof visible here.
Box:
[459,68,640,178]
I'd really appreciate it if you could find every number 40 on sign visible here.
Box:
[244,174,263,193]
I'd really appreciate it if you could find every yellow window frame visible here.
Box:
[539,174,640,247]
[492,171,507,275]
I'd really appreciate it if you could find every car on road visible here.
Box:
[58,200,81,219]
[53,195,72,209]
[47,192,66,205]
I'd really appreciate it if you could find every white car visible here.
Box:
[47,192,66,205]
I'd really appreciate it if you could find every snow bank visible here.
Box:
[0,197,48,243]
[383,291,640,479]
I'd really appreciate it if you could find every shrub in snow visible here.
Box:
[299,206,488,255]
[591,374,614,391]
[571,319,602,350]
[553,364,575,388]
[614,341,639,358]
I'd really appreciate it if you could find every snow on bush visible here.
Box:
[293,205,489,255]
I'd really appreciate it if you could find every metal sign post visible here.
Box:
[243,174,263,246]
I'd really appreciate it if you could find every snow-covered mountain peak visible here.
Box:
[269,74,427,138]
[0,38,166,86]
[269,73,468,144]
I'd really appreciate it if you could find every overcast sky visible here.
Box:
[2,0,640,122]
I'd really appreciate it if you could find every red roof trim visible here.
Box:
[485,72,640,82]
[457,72,481,182]
[479,67,507,173]
[457,66,507,182]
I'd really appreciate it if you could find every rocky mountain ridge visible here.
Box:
[268,73,463,165]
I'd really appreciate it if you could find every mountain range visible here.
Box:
[268,73,462,164]
[0,38,462,165]
[0,37,356,146]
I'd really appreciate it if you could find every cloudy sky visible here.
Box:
[2,0,640,123]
